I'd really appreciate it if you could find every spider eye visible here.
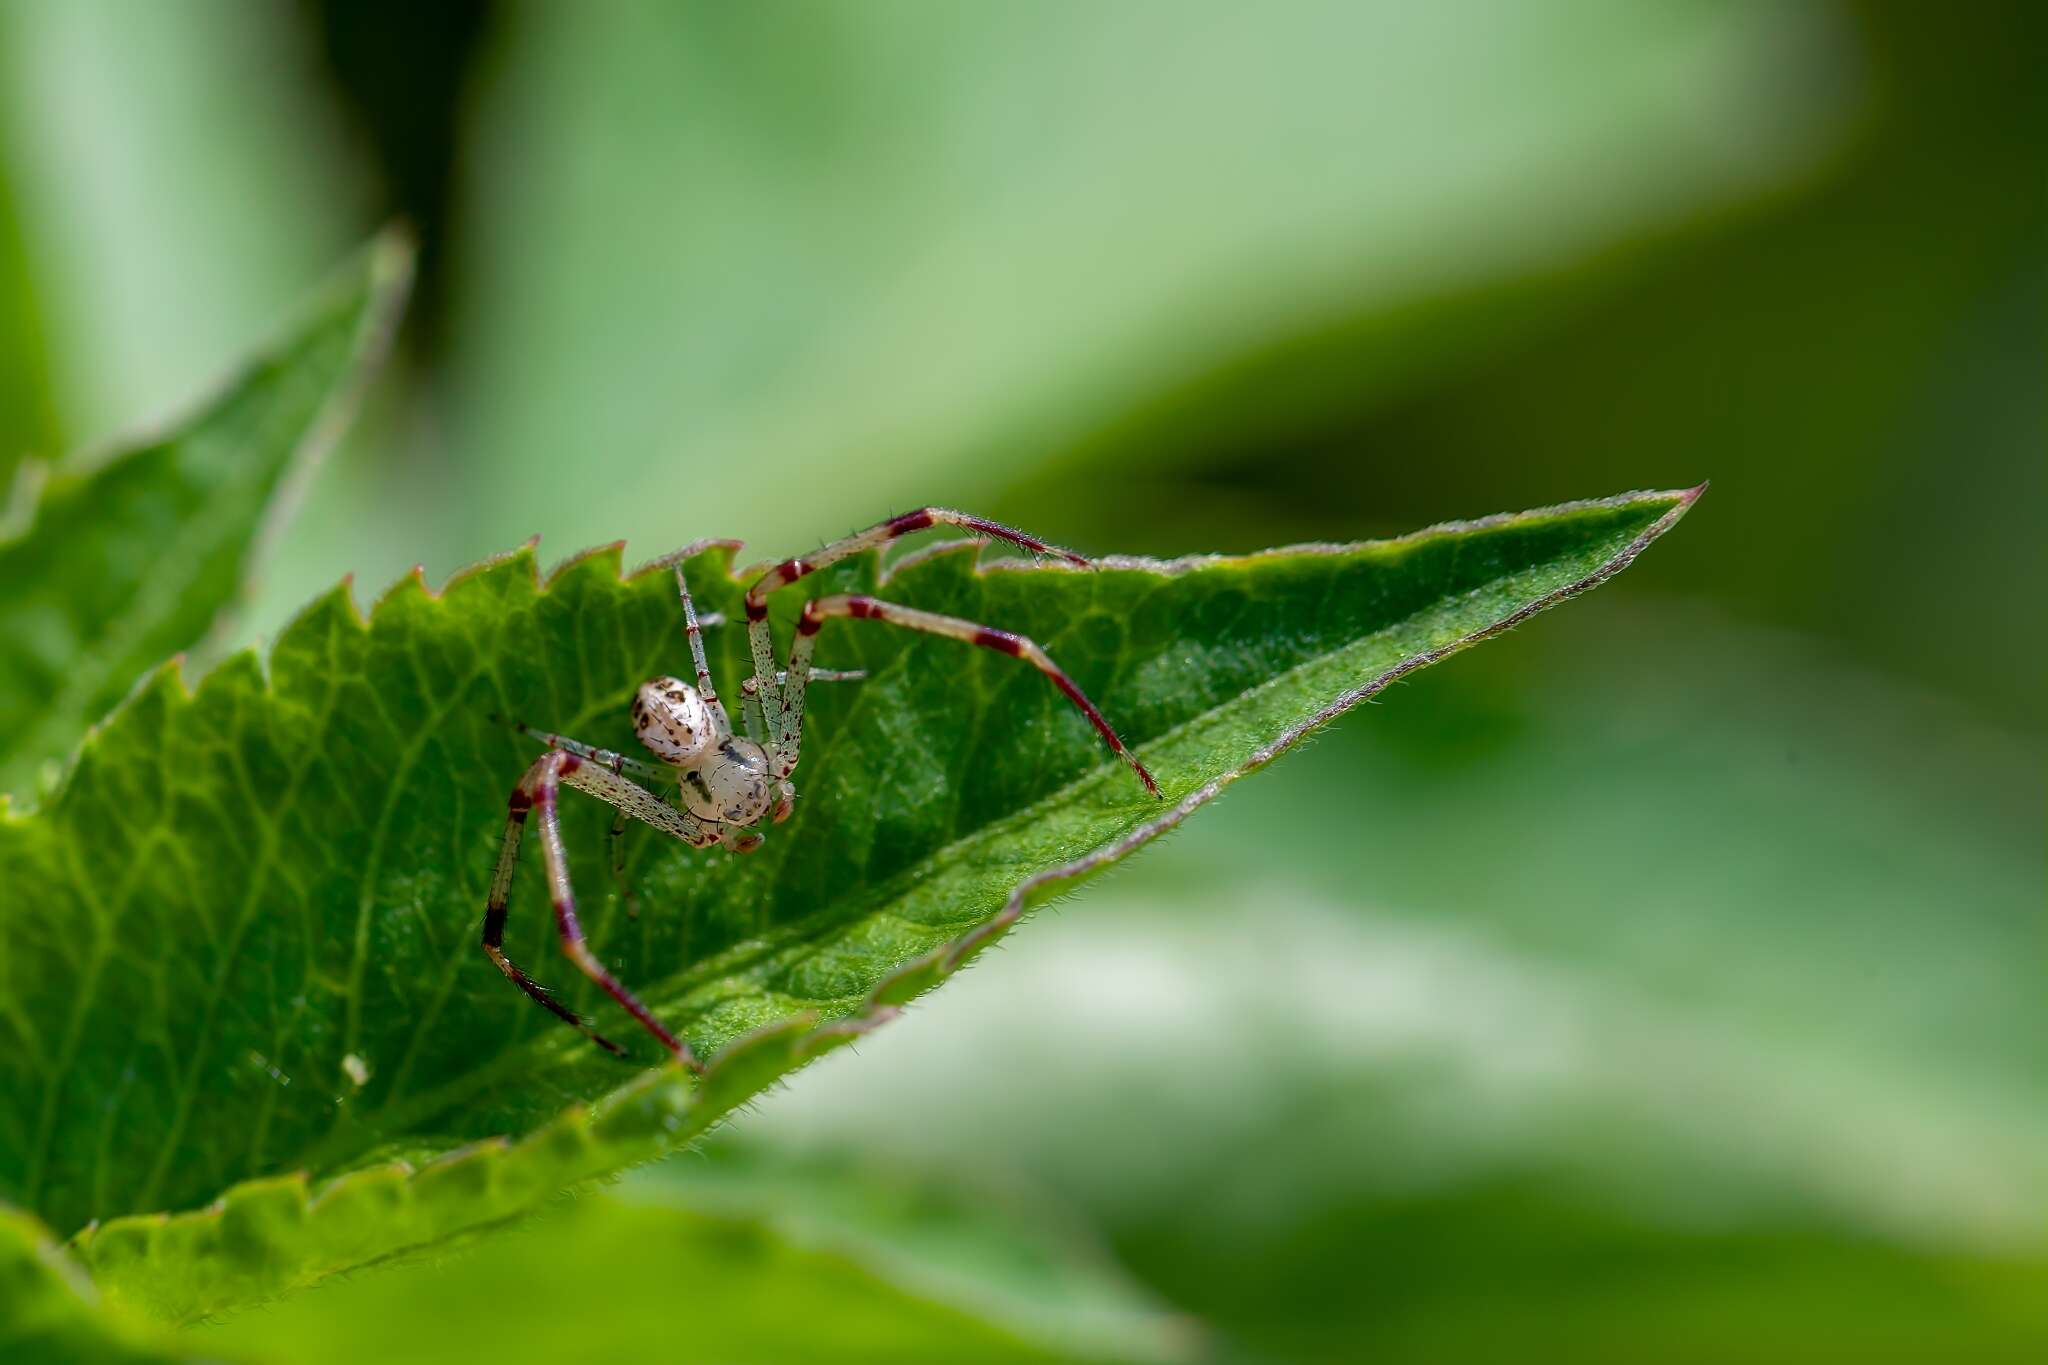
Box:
[633,676,712,764]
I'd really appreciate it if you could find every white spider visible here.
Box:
[482,508,1158,1068]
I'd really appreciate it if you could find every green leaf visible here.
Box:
[193,1148,1194,1365]
[0,486,1697,1321]
[622,1142,1195,1363]
[0,1206,187,1364]
[0,230,412,796]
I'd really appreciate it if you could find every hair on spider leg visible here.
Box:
[479,508,1157,1064]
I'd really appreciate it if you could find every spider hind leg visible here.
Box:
[480,748,715,1068]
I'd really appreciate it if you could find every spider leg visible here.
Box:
[745,508,1086,607]
[740,668,863,744]
[497,717,678,918]
[492,715,670,784]
[482,760,625,1056]
[674,564,733,736]
[481,748,718,1067]
[741,675,767,745]
[742,509,1085,742]
[532,752,705,1068]
[779,593,1160,797]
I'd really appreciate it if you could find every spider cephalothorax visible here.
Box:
[482,508,1158,1069]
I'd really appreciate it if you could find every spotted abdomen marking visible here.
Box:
[677,736,774,825]
[633,676,714,764]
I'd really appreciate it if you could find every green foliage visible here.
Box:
[0,1207,184,1364]
[0,483,1693,1322]
[0,6,2030,1361]
[0,233,411,794]
[195,1147,1193,1365]
[627,1143,1194,1362]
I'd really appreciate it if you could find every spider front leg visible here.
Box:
[738,509,1154,793]
[482,747,718,1068]
[777,593,1159,796]
[742,508,1084,750]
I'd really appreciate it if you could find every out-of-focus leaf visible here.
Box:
[0,488,1694,1321]
[0,1207,185,1364]
[196,1154,1193,1365]
[423,1,1834,582]
[0,0,362,446]
[188,1199,1103,1365]
[735,609,2047,1362]
[0,232,411,795]
[628,1143,1194,1363]
[0,157,57,489]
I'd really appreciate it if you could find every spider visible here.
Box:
[482,508,1160,1069]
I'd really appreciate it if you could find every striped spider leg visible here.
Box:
[482,745,718,1064]
[742,507,1161,797]
[483,509,1156,1067]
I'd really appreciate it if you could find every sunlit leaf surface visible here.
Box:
[0,489,1696,1319]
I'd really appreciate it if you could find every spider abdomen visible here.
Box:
[633,675,715,764]
[679,736,774,825]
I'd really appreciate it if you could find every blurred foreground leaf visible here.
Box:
[0,232,410,795]
[626,1143,1193,1362]
[0,486,1696,1321]
[197,1150,1192,1365]
[0,1207,182,1364]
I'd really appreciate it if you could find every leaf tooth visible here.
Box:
[627,537,744,582]
[430,535,545,604]
[368,564,437,615]
[542,539,628,588]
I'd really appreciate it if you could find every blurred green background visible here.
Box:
[0,1,2038,1360]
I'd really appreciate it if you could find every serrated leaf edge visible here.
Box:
[57,487,1701,1320]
